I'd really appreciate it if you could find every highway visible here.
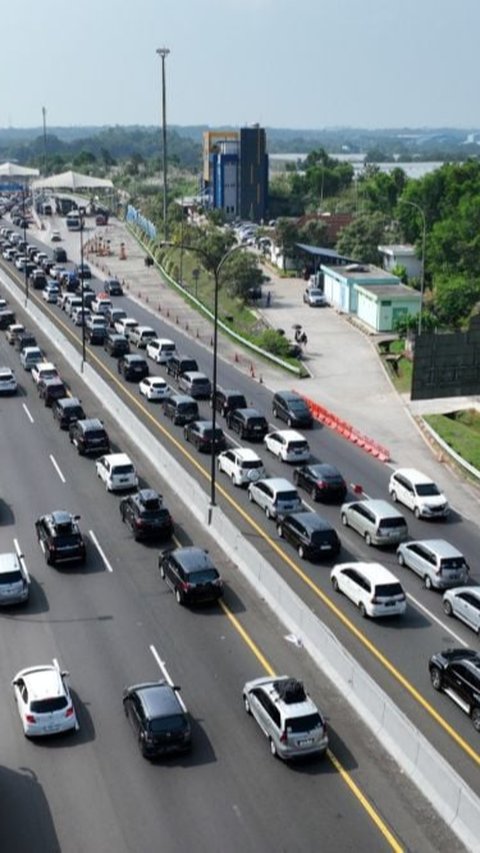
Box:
[0,218,472,851]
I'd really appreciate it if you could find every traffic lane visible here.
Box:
[0,424,404,853]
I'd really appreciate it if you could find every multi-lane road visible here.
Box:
[0,218,473,851]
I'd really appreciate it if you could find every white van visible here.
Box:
[331,562,407,618]
[388,468,449,519]
[146,338,177,364]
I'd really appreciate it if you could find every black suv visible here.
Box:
[212,387,247,417]
[35,510,86,566]
[272,391,313,428]
[30,270,47,290]
[429,648,480,731]
[119,489,173,541]
[118,354,149,381]
[163,394,199,426]
[226,408,268,441]
[293,463,347,503]
[69,418,110,455]
[159,546,223,605]
[166,354,199,381]
[277,511,341,561]
[123,681,192,759]
[38,377,68,408]
[52,396,85,429]
[104,277,123,296]
[85,323,107,345]
[53,247,67,263]
[184,420,226,453]
[104,332,130,357]
[15,332,37,352]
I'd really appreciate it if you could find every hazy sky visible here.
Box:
[3,0,478,130]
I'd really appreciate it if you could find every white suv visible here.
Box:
[388,468,449,519]
[96,453,139,492]
[217,447,266,486]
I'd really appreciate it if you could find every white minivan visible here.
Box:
[388,468,449,519]
[146,338,177,364]
[331,561,407,618]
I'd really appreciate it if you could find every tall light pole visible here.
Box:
[42,106,48,176]
[22,186,29,306]
[79,212,86,372]
[400,199,426,336]
[161,241,244,522]
[156,47,170,241]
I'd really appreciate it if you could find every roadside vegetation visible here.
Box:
[424,411,480,471]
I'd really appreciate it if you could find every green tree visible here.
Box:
[336,212,386,264]
[221,251,264,300]
[298,219,329,247]
[275,218,300,253]
[433,274,480,328]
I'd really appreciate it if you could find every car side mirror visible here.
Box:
[61,670,70,678]
[73,515,81,521]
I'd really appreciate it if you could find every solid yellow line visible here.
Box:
[220,598,403,852]
[22,276,480,768]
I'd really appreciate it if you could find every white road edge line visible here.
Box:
[89,530,114,573]
[22,403,34,423]
[407,591,468,647]
[149,644,187,711]
[49,454,66,483]
[13,538,30,584]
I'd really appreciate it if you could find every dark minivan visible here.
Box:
[69,418,110,455]
[272,391,313,429]
[277,511,341,561]
[166,354,199,381]
[163,394,199,426]
[212,387,247,417]
[226,407,269,441]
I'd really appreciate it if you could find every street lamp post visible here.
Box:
[22,187,29,306]
[79,212,86,372]
[156,47,170,242]
[400,199,426,336]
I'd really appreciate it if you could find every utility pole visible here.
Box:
[42,106,48,176]
[156,47,170,241]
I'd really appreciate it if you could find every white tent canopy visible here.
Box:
[0,162,40,177]
[32,170,113,191]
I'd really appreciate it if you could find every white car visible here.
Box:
[139,376,171,401]
[263,429,310,463]
[12,662,78,737]
[71,307,91,326]
[14,255,28,270]
[50,230,62,242]
[96,453,139,492]
[217,447,266,486]
[5,323,24,344]
[86,314,107,331]
[146,338,177,364]
[129,326,157,348]
[114,317,139,338]
[303,288,327,306]
[42,284,60,303]
[0,367,17,394]
[388,468,449,519]
[31,362,59,385]
[330,562,407,618]
[443,587,480,633]
[20,346,43,371]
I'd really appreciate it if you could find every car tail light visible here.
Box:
[26,714,36,724]
[135,518,145,528]
[279,730,288,744]
[316,481,326,489]
[65,707,74,718]
[213,578,223,588]
[371,596,380,604]
[180,582,191,592]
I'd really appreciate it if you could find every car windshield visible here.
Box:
[149,714,187,734]
[375,583,404,598]
[113,465,134,475]
[379,518,407,530]
[286,713,322,733]
[416,483,440,496]
[188,569,219,584]
[31,696,68,713]
[0,571,23,585]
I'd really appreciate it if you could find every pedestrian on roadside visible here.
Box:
[300,331,308,347]
[266,290,271,307]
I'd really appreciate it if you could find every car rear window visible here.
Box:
[0,571,23,585]
[249,417,267,427]
[379,518,407,530]
[178,404,198,415]
[229,395,247,408]
[310,530,336,546]
[441,558,467,570]
[289,441,308,450]
[192,378,210,387]
[31,696,68,713]
[188,569,219,584]
[375,583,404,598]
[202,429,223,440]
[286,713,323,733]
[113,465,135,475]
[240,459,263,469]
[149,714,187,734]
[276,491,299,503]
[141,507,170,521]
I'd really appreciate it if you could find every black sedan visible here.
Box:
[293,463,347,502]
[183,420,226,453]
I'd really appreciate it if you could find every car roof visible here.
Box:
[49,510,75,525]
[56,396,81,408]
[247,676,318,716]
[269,429,306,441]
[17,666,64,699]
[335,561,401,583]
[275,390,303,402]
[234,407,263,417]
[285,511,333,531]
[102,453,132,465]
[306,462,342,476]
[405,539,464,557]
[134,682,184,719]
[145,376,167,384]
[348,499,403,517]
[169,394,196,404]
[0,552,21,576]
[171,546,215,571]
[124,354,146,362]
[393,468,435,484]
[182,371,209,380]
[136,488,160,503]
[257,477,296,490]
[447,586,480,600]
[232,448,262,461]
[78,418,104,430]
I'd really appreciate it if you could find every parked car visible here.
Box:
[388,468,449,519]
[331,561,407,618]
[52,397,85,430]
[123,681,191,758]
[0,551,29,606]
[96,453,139,492]
[139,376,171,401]
[242,676,328,760]
[293,463,347,503]
[303,287,327,307]
[277,511,341,560]
[396,539,469,589]
[217,447,266,486]
[119,489,173,541]
[69,418,110,455]
[12,662,78,737]
[226,408,269,441]
[340,499,408,547]
[272,391,313,428]
[264,429,310,463]
[429,648,480,731]
[0,367,18,395]
[159,546,223,606]
[35,510,86,566]
[248,477,303,520]
[163,394,199,426]
[184,420,226,453]
[118,354,149,381]
[443,587,480,633]
[212,388,248,418]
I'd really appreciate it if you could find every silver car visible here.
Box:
[397,539,469,590]
[243,675,328,760]
[248,477,303,520]
[0,552,29,606]
[443,587,480,632]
